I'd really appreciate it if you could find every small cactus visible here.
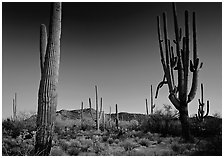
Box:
[196,83,209,122]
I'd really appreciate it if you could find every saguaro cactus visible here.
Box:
[156,3,202,141]
[196,83,209,122]
[89,86,103,131]
[35,3,62,155]
[151,85,156,114]
[12,93,17,120]
[81,101,84,127]
[145,99,149,115]
[115,104,119,129]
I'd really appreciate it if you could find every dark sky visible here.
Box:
[2,2,222,118]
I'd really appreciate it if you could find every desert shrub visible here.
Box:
[67,147,80,156]
[2,136,35,156]
[140,105,181,137]
[108,138,114,144]
[102,135,109,142]
[129,120,139,130]
[138,138,150,147]
[50,146,67,156]
[93,141,105,154]
[114,139,120,144]
[121,139,138,151]
[59,139,71,151]
[79,138,93,152]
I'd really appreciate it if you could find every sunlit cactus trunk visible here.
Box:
[35,2,62,156]
[156,3,202,141]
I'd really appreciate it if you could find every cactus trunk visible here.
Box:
[115,104,119,130]
[12,93,17,120]
[81,102,83,128]
[35,2,62,155]
[151,85,155,114]
[156,3,202,141]
[145,99,149,115]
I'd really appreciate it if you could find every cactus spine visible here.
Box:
[156,3,202,141]
[145,99,149,115]
[12,93,17,120]
[151,85,155,114]
[35,2,62,155]
[196,83,209,122]
[115,104,119,130]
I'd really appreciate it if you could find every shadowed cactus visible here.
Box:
[196,83,209,122]
[115,104,119,129]
[155,3,202,141]
[145,99,149,115]
[151,85,156,114]
[35,2,62,156]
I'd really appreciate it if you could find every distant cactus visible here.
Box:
[115,104,119,129]
[89,85,103,131]
[196,83,209,122]
[12,93,17,120]
[151,85,156,114]
[155,3,202,141]
[81,101,84,127]
[35,2,62,156]
[145,99,149,115]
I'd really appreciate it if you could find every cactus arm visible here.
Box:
[95,85,100,131]
[204,100,209,117]
[187,12,203,103]
[157,16,166,72]
[163,12,174,91]
[155,75,168,98]
[40,24,47,77]
[172,3,185,97]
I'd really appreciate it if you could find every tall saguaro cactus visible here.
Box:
[196,83,209,122]
[156,3,202,141]
[151,85,155,114]
[89,86,103,131]
[35,3,62,155]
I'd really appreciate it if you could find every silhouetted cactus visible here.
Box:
[81,101,84,127]
[196,83,209,122]
[35,2,62,155]
[151,85,156,114]
[145,99,149,115]
[156,3,202,141]
[12,93,17,120]
[115,104,119,129]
